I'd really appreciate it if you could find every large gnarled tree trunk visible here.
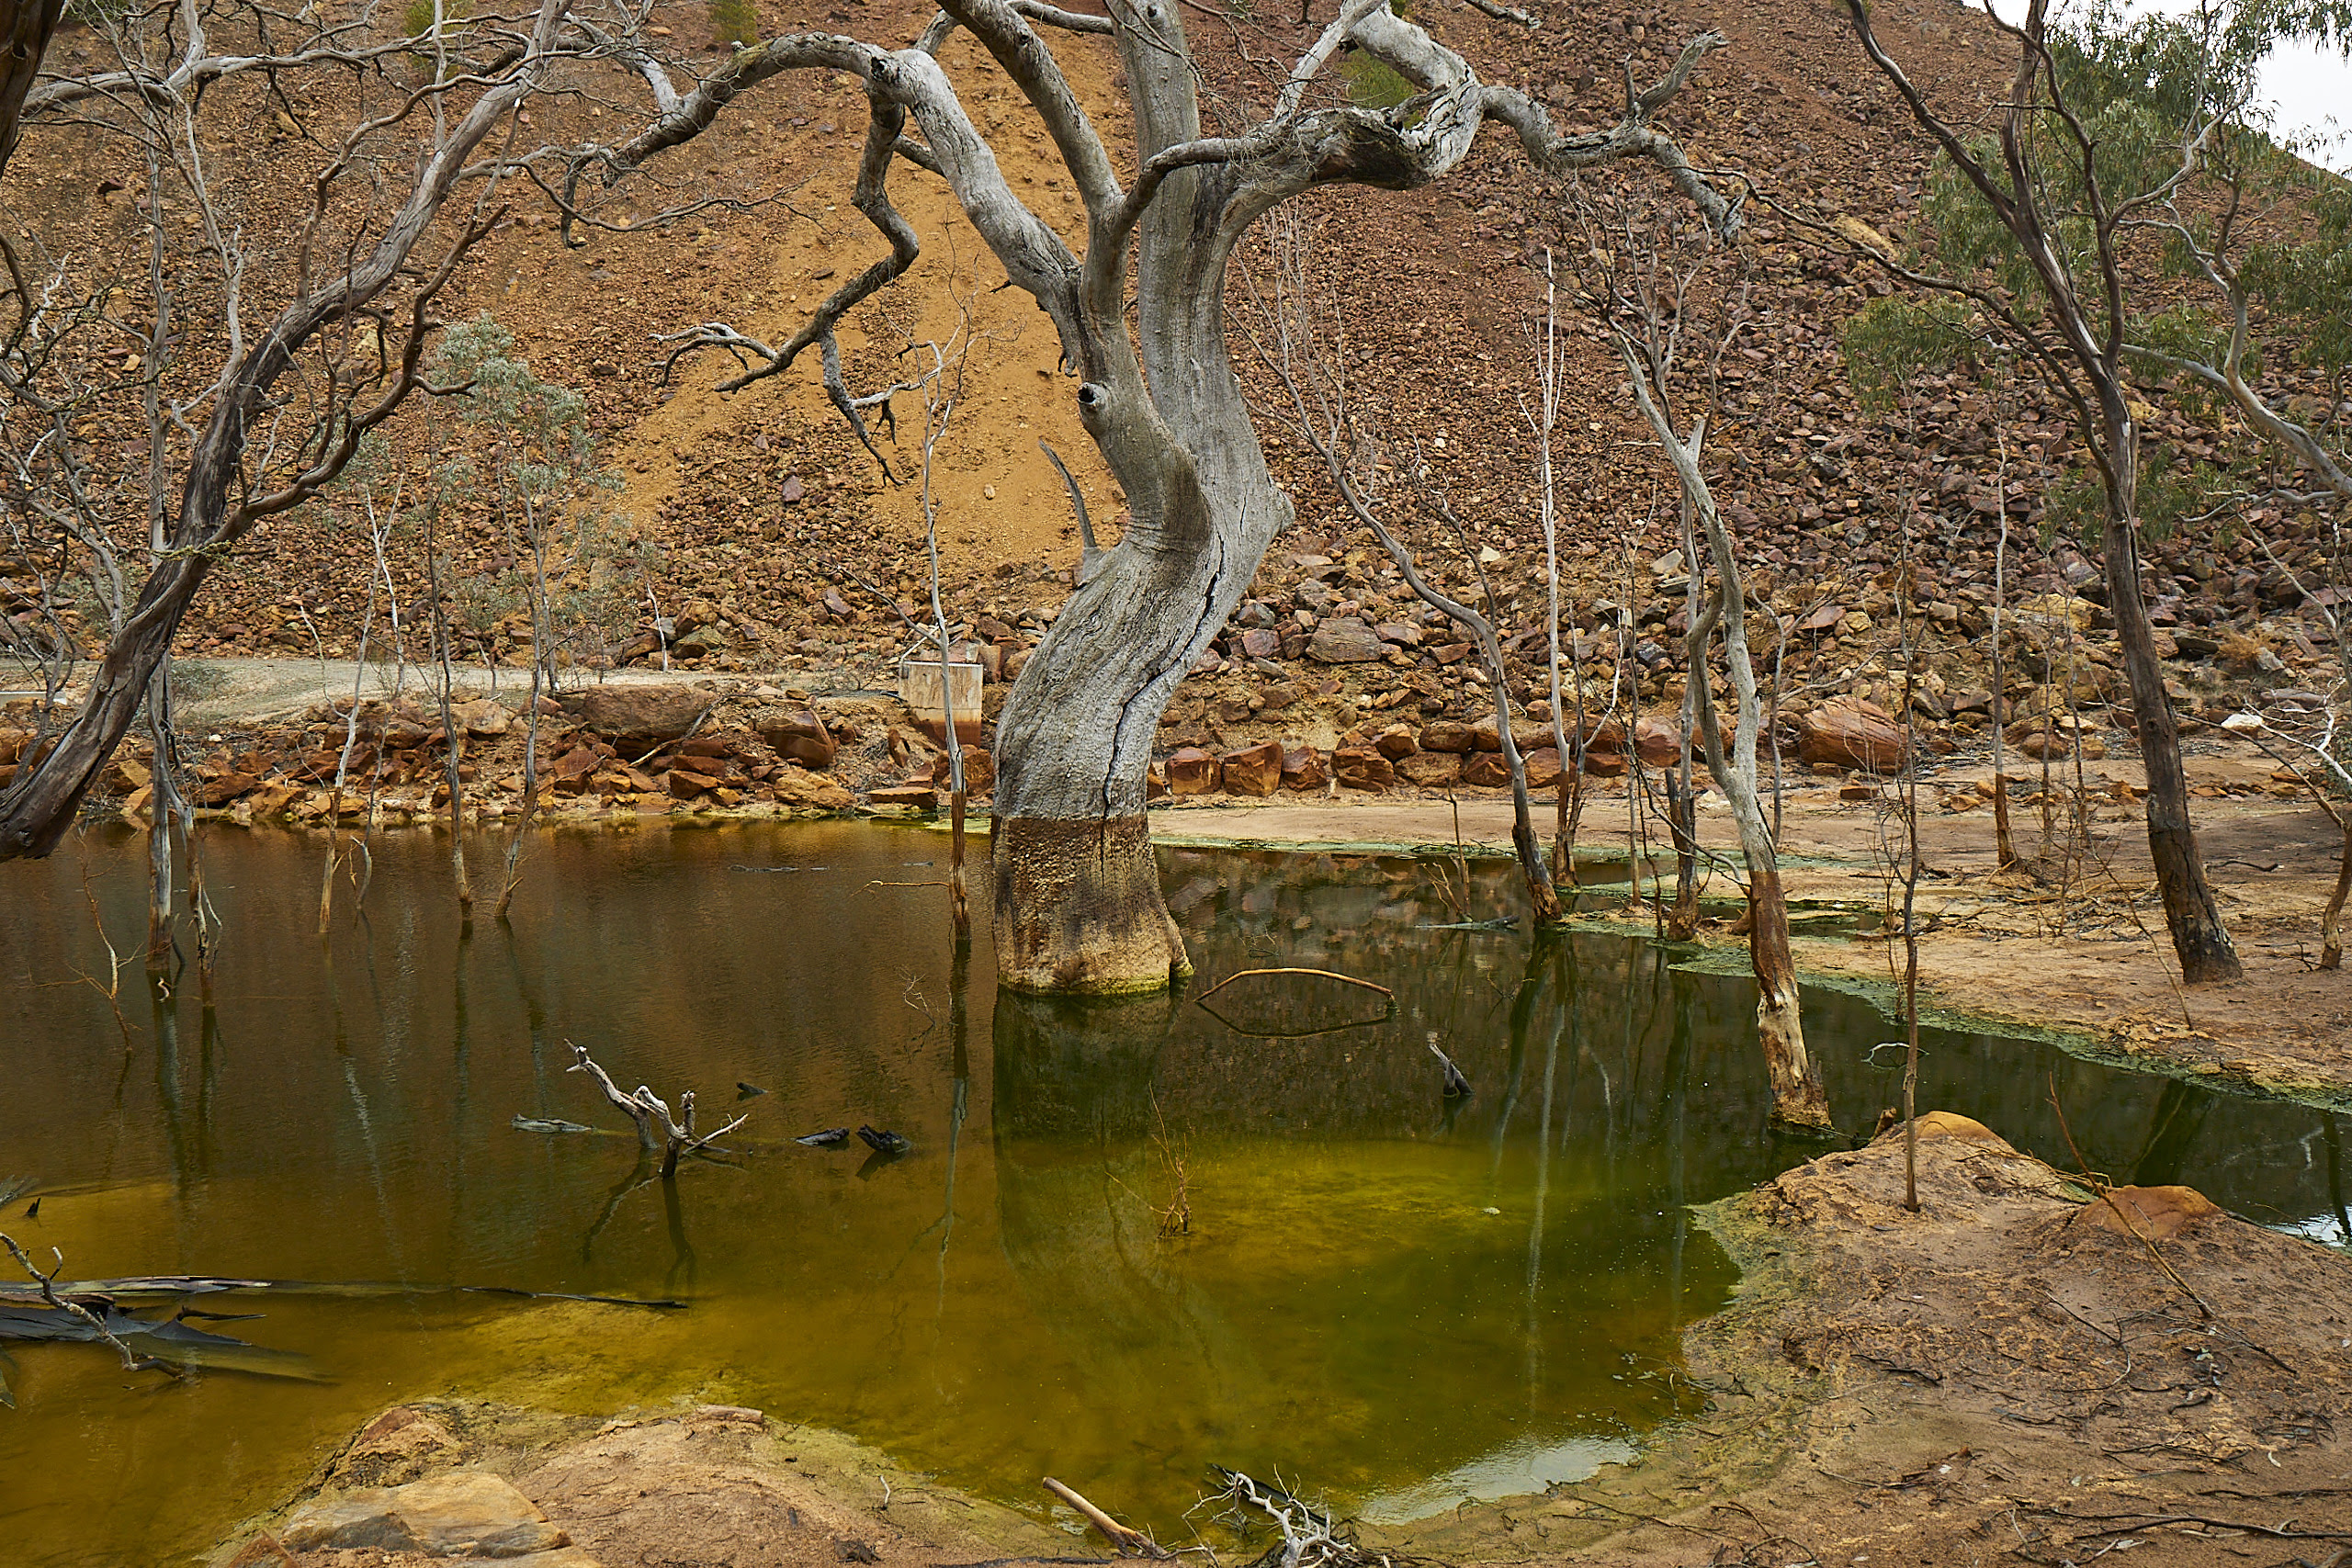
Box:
[616,0,1734,990]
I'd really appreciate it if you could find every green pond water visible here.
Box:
[1,821,2346,1568]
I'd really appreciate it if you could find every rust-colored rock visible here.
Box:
[772,768,854,810]
[868,783,940,808]
[1523,747,1565,789]
[551,745,603,783]
[1471,717,1550,753]
[280,1471,569,1558]
[1634,716,1686,768]
[561,684,708,753]
[665,769,712,799]
[1419,720,1476,753]
[198,772,261,806]
[1797,699,1907,773]
[1871,1111,2008,1149]
[1374,725,1419,761]
[928,747,995,795]
[1459,750,1511,787]
[1221,740,1283,796]
[1167,747,1220,795]
[1280,745,1328,790]
[1306,617,1388,663]
[2067,1184,2224,1241]
[759,709,836,769]
[1333,747,1395,791]
[1396,750,1461,787]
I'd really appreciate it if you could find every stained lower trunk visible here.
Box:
[1749,862,1831,1131]
[2103,513,2241,982]
[991,815,1191,994]
[2323,821,2350,972]
[1663,770,1700,941]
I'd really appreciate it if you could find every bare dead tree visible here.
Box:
[1244,209,1560,921]
[610,0,1736,989]
[1578,180,1830,1131]
[0,0,595,863]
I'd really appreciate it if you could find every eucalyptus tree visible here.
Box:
[616,0,1739,991]
[1823,0,2349,983]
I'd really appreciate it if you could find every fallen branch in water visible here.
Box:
[568,1039,751,1179]
[0,1274,685,1309]
[0,1235,175,1380]
[1194,968,1395,1004]
[1042,1478,1167,1558]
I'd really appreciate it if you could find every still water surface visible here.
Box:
[1,822,2345,1567]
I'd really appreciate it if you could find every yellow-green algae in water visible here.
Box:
[1,823,2342,1568]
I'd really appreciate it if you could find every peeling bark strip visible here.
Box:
[992,816,1189,994]
[593,0,1736,991]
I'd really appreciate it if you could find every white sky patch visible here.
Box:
[1972,0,2352,170]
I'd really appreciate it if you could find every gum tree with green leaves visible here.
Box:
[1826,0,2352,983]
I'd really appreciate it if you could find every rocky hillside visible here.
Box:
[4,0,2342,803]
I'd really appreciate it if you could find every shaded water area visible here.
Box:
[2,822,2346,1568]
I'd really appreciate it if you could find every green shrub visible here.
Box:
[709,0,759,49]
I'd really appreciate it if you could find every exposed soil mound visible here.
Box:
[1411,1120,2352,1566]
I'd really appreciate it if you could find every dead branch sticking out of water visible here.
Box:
[0,1234,167,1380]
[1041,1478,1168,1558]
[567,1039,750,1179]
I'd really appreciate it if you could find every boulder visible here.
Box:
[772,768,854,811]
[1459,750,1511,787]
[665,769,712,799]
[867,783,939,808]
[1373,725,1419,761]
[1280,745,1328,790]
[198,772,261,807]
[1581,749,1628,778]
[758,710,836,770]
[1470,717,1551,753]
[452,698,510,738]
[1420,720,1477,753]
[1333,747,1395,791]
[1633,716,1686,768]
[280,1472,569,1558]
[1306,617,1388,663]
[1796,700,1906,773]
[1221,741,1283,796]
[928,747,995,795]
[1396,750,1461,787]
[1522,748,1565,790]
[1166,747,1220,795]
[561,685,708,753]
[2066,1183,2223,1241]
[551,745,603,784]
